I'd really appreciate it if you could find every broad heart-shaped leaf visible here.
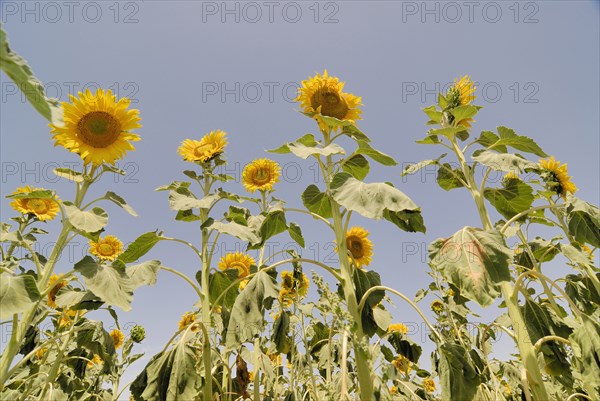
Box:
[438,343,481,401]
[569,315,600,398]
[104,191,138,216]
[383,209,426,233]
[119,231,163,264]
[476,131,507,153]
[208,221,260,245]
[0,273,40,319]
[128,260,161,290]
[353,269,385,337]
[494,126,547,157]
[427,126,467,140]
[471,150,537,173]
[169,190,218,211]
[437,163,466,191]
[283,135,346,159]
[287,222,305,248]
[342,154,370,180]
[62,201,108,233]
[449,105,480,124]
[130,342,200,401]
[0,25,62,123]
[301,185,332,219]
[55,289,103,311]
[422,105,442,124]
[76,320,116,371]
[483,178,534,220]
[428,228,511,307]
[268,133,318,153]
[209,270,238,308]
[355,141,397,166]
[567,197,600,248]
[331,173,419,220]
[248,210,287,249]
[225,270,278,349]
[74,256,134,311]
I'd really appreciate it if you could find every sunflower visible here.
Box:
[218,252,255,279]
[242,158,280,193]
[50,89,141,166]
[503,172,520,182]
[87,354,103,368]
[47,274,67,308]
[279,271,310,306]
[431,300,445,314]
[296,70,362,131]
[89,235,124,261]
[539,157,577,197]
[387,323,408,335]
[423,378,436,393]
[390,386,398,395]
[9,186,60,221]
[36,347,47,360]
[110,329,125,350]
[58,309,79,328]
[344,226,373,268]
[178,312,199,332]
[178,130,228,163]
[446,75,476,127]
[392,355,411,374]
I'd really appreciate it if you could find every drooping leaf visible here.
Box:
[483,178,534,220]
[128,260,161,290]
[209,221,260,245]
[437,343,481,401]
[342,154,370,180]
[471,150,536,173]
[104,191,138,216]
[567,197,600,248]
[287,223,305,248]
[74,256,134,311]
[119,231,163,264]
[0,273,40,319]
[570,315,600,398]
[301,185,332,219]
[355,141,397,166]
[62,202,108,233]
[428,228,511,307]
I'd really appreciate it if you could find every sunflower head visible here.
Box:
[392,355,411,374]
[50,89,141,166]
[539,157,577,197]
[390,386,398,395]
[110,329,125,350]
[446,75,476,108]
[178,312,199,332]
[47,274,67,308]
[296,70,362,132]
[89,235,124,262]
[36,347,47,361]
[344,226,373,268]
[242,158,280,193]
[279,270,310,306]
[218,252,255,280]
[58,309,79,328]
[387,323,408,335]
[9,186,60,221]
[87,354,103,368]
[423,378,436,393]
[431,300,445,314]
[178,130,228,164]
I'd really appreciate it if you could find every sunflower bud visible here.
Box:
[130,325,146,343]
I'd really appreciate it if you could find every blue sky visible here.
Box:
[1,0,599,396]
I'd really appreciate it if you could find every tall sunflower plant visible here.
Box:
[0,28,159,399]
[402,76,600,400]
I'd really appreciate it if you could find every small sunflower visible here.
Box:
[218,252,255,280]
[344,226,373,268]
[423,378,436,393]
[47,274,67,308]
[178,130,228,163]
[392,355,411,374]
[242,158,280,193]
[503,172,520,182]
[447,75,476,107]
[390,386,398,395]
[89,235,124,261]
[87,354,103,368]
[110,329,125,350]
[296,70,362,131]
[50,89,141,166]
[36,347,47,360]
[387,323,408,335]
[9,186,60,221]
[431,300,445,314]
[178,312,199,332]
[539,157,577,197]
[58,309,79,328]
[279,271,310,306]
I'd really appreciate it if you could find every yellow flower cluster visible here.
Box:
[279,271,310,306]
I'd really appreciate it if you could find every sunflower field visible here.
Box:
[1,19,599,401]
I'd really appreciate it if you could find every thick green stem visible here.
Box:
[199,170,213,401]
[450,136,549,401]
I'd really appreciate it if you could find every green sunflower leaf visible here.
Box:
[471,150,537,173]
[0,273,40,319]
[483,179,534,220]
[74,256,134,311]
[301,185,332,219]
[62,202,108,233]
[342,154,370,180]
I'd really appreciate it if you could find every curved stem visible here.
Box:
[284,208,333,229]
[500,204,564,234]
[533,335,570,353]
[357,285,443,343]
[160,266,202,299]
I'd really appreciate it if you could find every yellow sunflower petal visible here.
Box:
[539,156,577,197]
[344,226,374,268]
[218,252,255,279]
[89,235,124,261]
[9,186,60,221]
[242,158,280,193]
[178,130,228,163]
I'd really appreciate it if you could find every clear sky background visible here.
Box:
[1,0,599,397]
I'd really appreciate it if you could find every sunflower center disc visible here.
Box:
[26,199,48,213]
[98,243,115,256]
[194,143,214,158]
[252,169,271,185]
[312,89,349,120]
[77,111,122,148]
[230,261,248,274]
[347,236,364,259]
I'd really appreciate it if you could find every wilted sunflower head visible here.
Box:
[344,226,373,268]
[178,130,228,163]
[431,299,445,314]
[47,274,67,308]
[218,252,255,279]
[178,312,199,332]
[242,158,280,193]
[539,157,577,197]
[110,329,125,350]
[9,186,60,222]
[296,70,362,131]
[50,89,141,166]
[89,235,124,262]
